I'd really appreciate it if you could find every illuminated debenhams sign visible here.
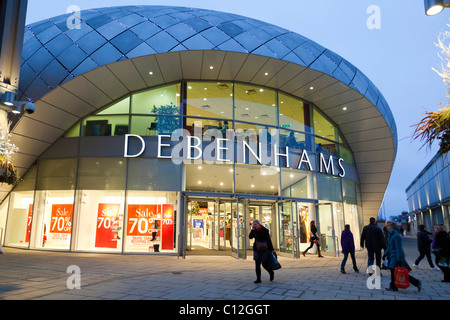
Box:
[123,130,346,177]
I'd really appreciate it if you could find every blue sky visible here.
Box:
[25,0,450,219]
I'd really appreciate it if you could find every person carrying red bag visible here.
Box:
[384,221,422,292]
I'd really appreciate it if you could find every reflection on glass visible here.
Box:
[339,145,354,165]
[315,137,337,157]
[186,82,233,119]
[234,83,277,126]
[279,92,311,133]
[280,129,313,151]
[313,109,336,141]
[131,84,181,115]
[131,115,180,136]
[234,122,277,147]
[184,117,232,138]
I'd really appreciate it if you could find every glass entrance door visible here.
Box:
[278,200,300,258]
[317,203,337,256]
[231,197,246,259]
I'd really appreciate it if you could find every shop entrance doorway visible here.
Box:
[185,197,275,259]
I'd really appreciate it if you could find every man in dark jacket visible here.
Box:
[413,224,439,270]
[360,217,386,269]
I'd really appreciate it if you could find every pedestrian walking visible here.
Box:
[249,219,274,283]
[340,224,359,274]
[413,224,439,270]
[302,221,324,258]
[384,221,422,292]
[360,217,386,269]
[432,224,450,282]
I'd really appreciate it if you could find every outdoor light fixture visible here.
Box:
[0,91,15,106]
[0,91,36,114]
[424,0,450,15]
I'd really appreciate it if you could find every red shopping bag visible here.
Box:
[394,267,410,289]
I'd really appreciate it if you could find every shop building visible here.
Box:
[405,152,450,236]
[0,6,397,258]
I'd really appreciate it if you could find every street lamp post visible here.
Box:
[424,0,450,15]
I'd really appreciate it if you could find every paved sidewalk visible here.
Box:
[0,237,449,301]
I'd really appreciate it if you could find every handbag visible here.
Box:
[394,266,410,289]
[255,240,268,251]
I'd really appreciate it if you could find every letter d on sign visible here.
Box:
[124,134,145,158]
[67,265,81,289]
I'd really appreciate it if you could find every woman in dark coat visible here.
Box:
[384,222,422,291]
[249,220,274,283]
[340,225,359,274]
[302,221,324,258]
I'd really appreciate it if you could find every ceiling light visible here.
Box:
[209,66,214,69]
[343,106,347,111]
[264,72,269,76]
[220,182,224,186]
[149,71,153,75]
[198,181,202,184]
[310,86,314,90]
[251,184,255,188]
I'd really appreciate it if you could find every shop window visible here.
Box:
[186,81,233,119]
[124,191,178,253]
[31,190,75,250]
[313,109,336,141]
[4,191,34,248]
[73,190,125,252]
[131,115,180,136]
[27,159,78,250]
[71,158,126,252]
[234,83,277,126]
[131,84,181,115]
[278,92,311,133]
[4,167,37,248]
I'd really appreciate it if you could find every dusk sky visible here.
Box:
[25,0,450,219]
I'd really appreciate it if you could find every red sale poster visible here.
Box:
[126,204,158,236]
[95,203,120,248]
[161,204,174,250]
[50,204,73,234]
[25,204,33,243]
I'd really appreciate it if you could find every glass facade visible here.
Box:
[406,152,450,235]
[2,81,362,257]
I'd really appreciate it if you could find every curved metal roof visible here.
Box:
[7,5,397,222]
